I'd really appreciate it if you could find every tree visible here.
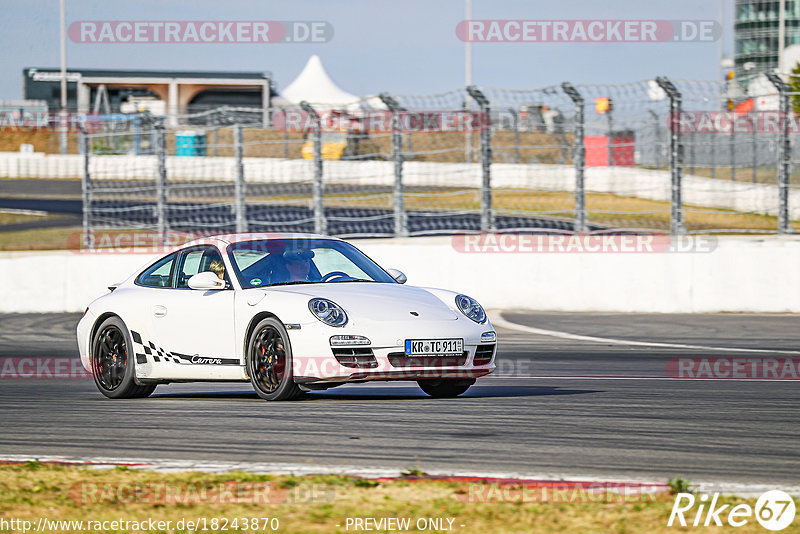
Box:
[789,62,800,114]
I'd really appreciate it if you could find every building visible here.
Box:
[23,68,273,126]
[734,0,800,76]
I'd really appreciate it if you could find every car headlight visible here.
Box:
[309,298,348,327]
[455,294,487,324]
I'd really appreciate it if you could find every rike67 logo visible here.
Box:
[668,490,796,531]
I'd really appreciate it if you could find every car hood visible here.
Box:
[266,282,459,322]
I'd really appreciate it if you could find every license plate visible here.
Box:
[405,338,463,355]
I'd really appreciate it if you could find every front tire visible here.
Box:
[91,317,156,399]
[247,317,303,401]
[417,379,475,398]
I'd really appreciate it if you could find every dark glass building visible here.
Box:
[734,0,800,76]
[22,68,273,119]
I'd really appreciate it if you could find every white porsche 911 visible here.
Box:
[76,233,496,401]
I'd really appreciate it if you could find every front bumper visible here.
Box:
[292,342,497,385]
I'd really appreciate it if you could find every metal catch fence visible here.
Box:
[79,75,797,246]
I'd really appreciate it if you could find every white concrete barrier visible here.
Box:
[0,236,798,313]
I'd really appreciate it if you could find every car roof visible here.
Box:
[179,232,342,249]
[124,233,344,287]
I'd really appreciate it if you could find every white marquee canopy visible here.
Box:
[278,55,364,108]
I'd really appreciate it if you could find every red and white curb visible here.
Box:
[1,455,796,497]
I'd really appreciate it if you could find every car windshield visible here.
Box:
[227,238,396,289]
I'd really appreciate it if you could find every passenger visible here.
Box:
[208,259,225,280]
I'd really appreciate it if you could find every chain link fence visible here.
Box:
[79,76,797,246]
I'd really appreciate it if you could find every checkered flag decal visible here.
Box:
[131,330,187,365]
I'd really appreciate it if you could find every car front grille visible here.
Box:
[332,347,378,368]
[387,352,469,368]
[473,344,496,365]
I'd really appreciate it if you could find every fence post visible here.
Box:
[655,77,685,235]
[379,93,408,237]
[133,115,141,156]
[262,74,272,129]
[234,123,248,233]
[731,125,736,182]
[155,123,168,245]
[751,115,757,183]
[766,73,791,234]
[511,109,521,163]
[466,86,493,231]
[648,110,660,169]
[710,126,716,179]
[80,127,94,250]
[300,101,326,235]
[59,110,68,155]
[607,108,614,167]
[561,82,587,233]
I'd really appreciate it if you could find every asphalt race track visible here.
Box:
[0,179,600,235]
[0,195,580,236]
[0,312,798,485]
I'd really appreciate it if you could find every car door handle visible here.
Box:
[153,305,168,318]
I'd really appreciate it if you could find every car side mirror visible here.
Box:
[386,268,407,284]
[188,271,226,290]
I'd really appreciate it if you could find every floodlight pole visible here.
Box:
[59,0,68,154]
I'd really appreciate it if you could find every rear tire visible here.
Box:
[417,379,475,398]
[247,317,303,401]
[91,317,156,399]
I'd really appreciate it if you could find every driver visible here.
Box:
[277,249,316,283]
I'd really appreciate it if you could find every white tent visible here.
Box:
[749,73,779,111]
[279,55,363,108]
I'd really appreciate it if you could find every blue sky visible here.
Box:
[0,0,734,100]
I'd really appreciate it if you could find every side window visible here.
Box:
[176,247,225,289]
[136,253,177,288]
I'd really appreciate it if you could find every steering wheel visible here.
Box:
[321,271,350,282]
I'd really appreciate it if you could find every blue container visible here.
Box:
[175,130,207,156]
